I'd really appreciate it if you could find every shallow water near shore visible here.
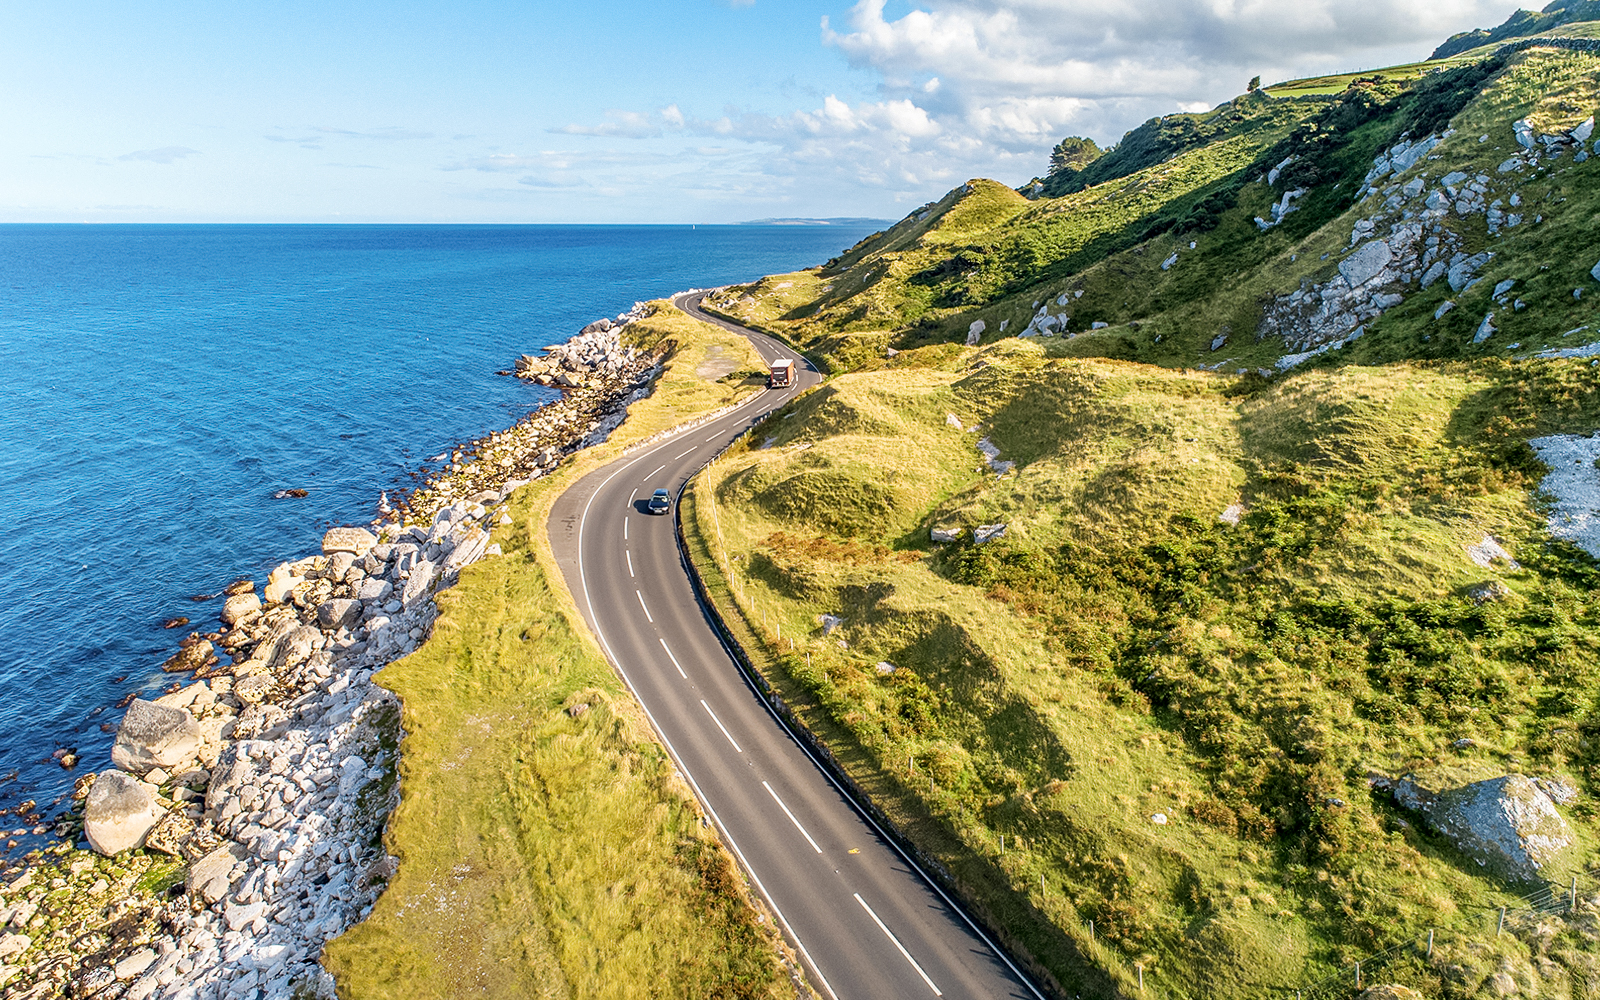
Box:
[0,222,879,848]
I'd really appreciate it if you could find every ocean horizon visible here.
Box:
[0,222,882,849]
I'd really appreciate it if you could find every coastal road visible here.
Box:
[548,292,1045,1000]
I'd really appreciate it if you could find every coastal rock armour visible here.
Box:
[321,526,376,556]
[82,771,165,856]
[111,700,202,775]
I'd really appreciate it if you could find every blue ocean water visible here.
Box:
[0,223,880,844]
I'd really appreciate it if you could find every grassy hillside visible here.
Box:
[683,34,1600,999]
[686,347,1600,995]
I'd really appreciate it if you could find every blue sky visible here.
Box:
[1,0,1525,223]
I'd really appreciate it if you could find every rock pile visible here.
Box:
[514,306,646,388]
[1260,115,1598,367]
[0,312,673,999]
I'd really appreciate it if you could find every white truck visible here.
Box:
[768,359,796,389]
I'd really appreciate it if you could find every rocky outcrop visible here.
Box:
[1394,766,1575,882]
[110,701,202,776]
[82,772,165,856]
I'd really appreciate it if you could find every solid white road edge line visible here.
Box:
[854,893,944,997]
[660,637,688,679]
[700,699,743,752]
[574,424,840,1000]
[762,781,822,854]
[636,589,653,623]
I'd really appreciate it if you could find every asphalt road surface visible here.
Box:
[548,292,1045,1000]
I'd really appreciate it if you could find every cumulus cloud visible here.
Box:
[118,146,200,164]
[514,0,1523,210]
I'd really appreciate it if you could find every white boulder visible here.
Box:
[82,771,166,856]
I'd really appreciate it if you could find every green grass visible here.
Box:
[324,303,805,1000]
[683,346,1600,997]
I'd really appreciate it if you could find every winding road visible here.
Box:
[548,292,1044,1000]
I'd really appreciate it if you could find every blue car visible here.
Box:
[647,488,671,515]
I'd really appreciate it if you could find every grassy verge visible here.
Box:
[323,301,807,1000]
[679,343,1600,997]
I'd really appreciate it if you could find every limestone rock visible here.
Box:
[401,560,437,608]
[263,563,303,605]
[1473,313,1496,345]
[234,673,275,705]
[966,320,985,346]
[161,638,214,673]
[1394,767,1573,881]
[316,598,362,631]
[1339,239,1392,288]
[273,624,321,669]
[0,932,30,962]
[220,592,261,626]
[321,526,377,556]
[112,699,201,774]
[82,770,165,855]
[356,577,392,602]
[141,809,197,856]
[930,527,963,543]
[185,842,251,904]
[974,523,1008,544]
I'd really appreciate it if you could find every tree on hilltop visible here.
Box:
[1048,136,1103,176]
[1248,75,1261,92]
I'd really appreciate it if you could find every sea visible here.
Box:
[0,222,882,850]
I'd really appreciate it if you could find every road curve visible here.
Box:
[548,292,1044,1000]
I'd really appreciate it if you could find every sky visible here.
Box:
[0,0,1529,224]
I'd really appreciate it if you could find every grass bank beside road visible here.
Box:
[323,302,803,1000]
[681,341,1600,997]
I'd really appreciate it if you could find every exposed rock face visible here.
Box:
[320,527,376,556]
[82,771,165,855]
[1339,239,1392,288]
[1394,767,1574,882]
[111,700,202,774]
[930,527,963,543]
[974,523,1008,544]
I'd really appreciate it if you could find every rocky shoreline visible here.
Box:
[0,307,668,999]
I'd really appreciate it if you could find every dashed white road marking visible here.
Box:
[636,589,653,623]
[763,781,822,854]
[700,699,742,752]
[674,446,696,459]
[626,550,634,577]
[623,518,628,540]
[645,463,667,480]
[660,637,688,679]
[854,894,943,996]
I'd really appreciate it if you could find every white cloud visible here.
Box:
[476,0,1524,215]
[118,146,200,164]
